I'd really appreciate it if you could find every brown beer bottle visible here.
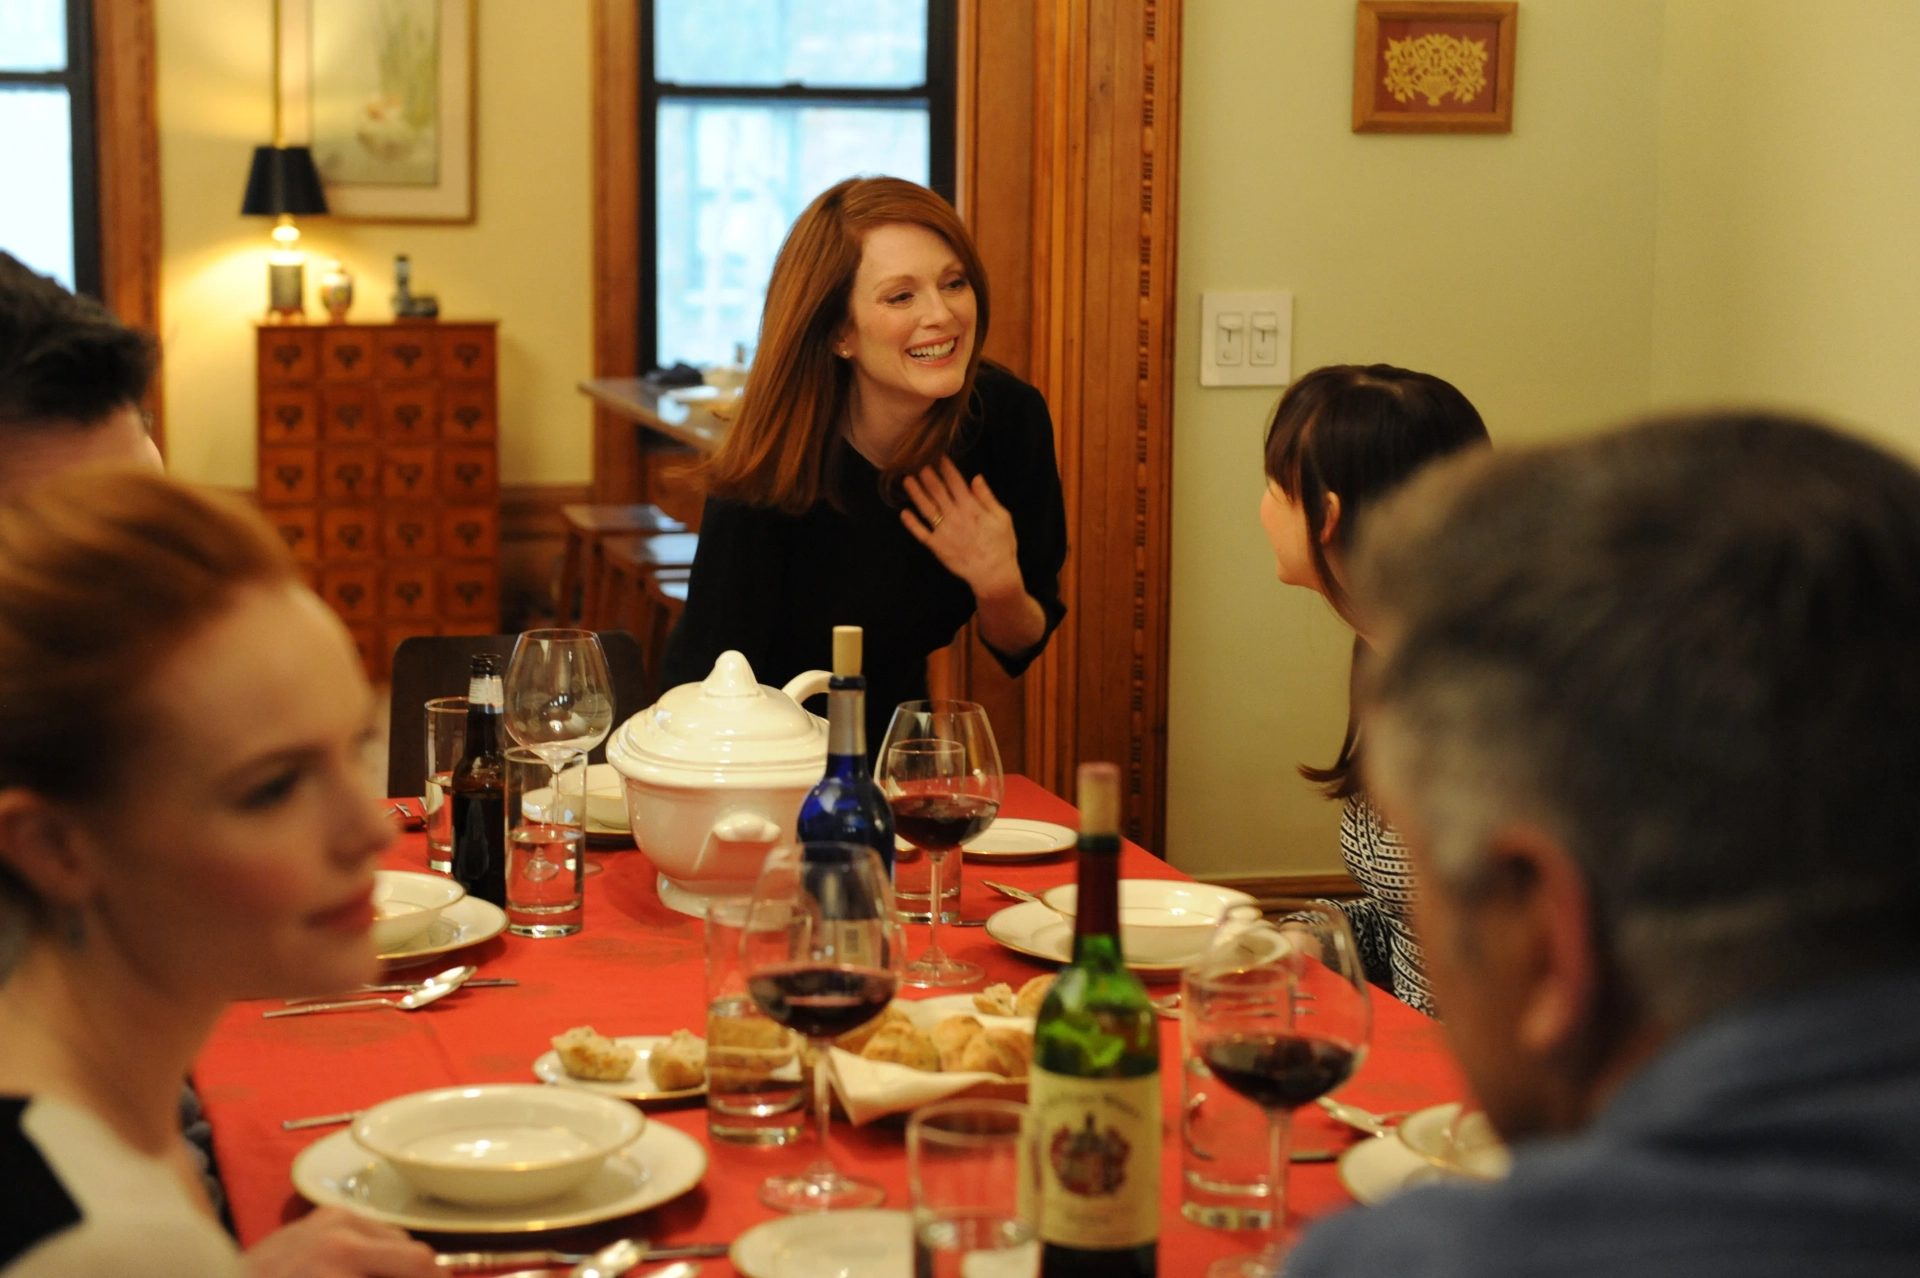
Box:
[449,654,507,906]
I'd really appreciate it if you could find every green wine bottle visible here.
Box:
[1032,762,1160,1277]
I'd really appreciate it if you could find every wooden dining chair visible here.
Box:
[555,503,687,627]
[385,630,649,798]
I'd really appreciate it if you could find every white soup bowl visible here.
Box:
[1040,879,1256,965]
[370,871,466,954]
[351,1084,643,1208]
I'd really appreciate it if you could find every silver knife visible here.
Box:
[433,1243,728,1270]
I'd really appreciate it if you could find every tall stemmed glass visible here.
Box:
[878,701,1003,988]
[1185,901,1372,1278]
[505,629,615,876]
[742,841,906,1212]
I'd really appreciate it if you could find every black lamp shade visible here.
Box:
[240,145,330,217]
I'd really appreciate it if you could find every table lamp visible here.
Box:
[241,146,329,319]
[241,0,328,320]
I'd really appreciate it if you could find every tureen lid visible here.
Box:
[608,650,826,772]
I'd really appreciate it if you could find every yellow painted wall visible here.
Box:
[1168,0,1667,878]
[156,0,593,488]
[1649,0,1920,458]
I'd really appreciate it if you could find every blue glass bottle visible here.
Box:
[796,627,895,876]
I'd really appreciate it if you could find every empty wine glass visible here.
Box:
[742,841,906,1212]
[878,701,1003,988]
[504,629,616,766]
[1185,901,1372,1278]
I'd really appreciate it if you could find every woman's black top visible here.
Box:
[661,364,1068,752]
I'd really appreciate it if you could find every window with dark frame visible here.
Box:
[0,0,101,297]
[639,0,956,373]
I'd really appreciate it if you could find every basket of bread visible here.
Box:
[820,975,1053,1125]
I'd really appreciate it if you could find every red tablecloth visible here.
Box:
[195,776,1466,1272]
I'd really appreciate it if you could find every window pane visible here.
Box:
[0,0,66,72]
[656,101,929,367]
[655,0,926,88]
[0,86,75,289]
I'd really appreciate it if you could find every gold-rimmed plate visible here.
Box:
[981,900,1190,981]
[377,896,507,969]
[290,1121,706,1233]
[532,1035,706,1103]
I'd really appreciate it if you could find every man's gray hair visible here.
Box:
[1353,414,1920,1028]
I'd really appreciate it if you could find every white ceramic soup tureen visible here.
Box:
[605,651,831,917]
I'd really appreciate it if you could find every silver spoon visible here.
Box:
[262,967,472,1018]
[572,1242,697,1278]
[1317,1094,1407,1136]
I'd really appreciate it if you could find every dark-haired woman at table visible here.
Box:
[1258,365,1489,1015]
[661,177,1067,749]
[0,470,435,1277]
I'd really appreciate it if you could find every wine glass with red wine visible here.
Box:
[1184,901,1372,1278]
[877,701,1004,988]
[742,840,906,1212]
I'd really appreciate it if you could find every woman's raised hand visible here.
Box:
[902,458,1024,602]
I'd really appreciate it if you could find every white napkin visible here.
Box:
[826,1047,1012,1126]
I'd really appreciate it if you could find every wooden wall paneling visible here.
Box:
[946,0,1041,777]
[1026,0,1180,851]
[590,0,644,503]
[92,0,164,449]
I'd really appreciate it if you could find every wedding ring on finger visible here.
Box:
[929,512,945,531]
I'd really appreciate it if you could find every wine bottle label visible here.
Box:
[1029,1067,1161,1250]
[467,674,503,709]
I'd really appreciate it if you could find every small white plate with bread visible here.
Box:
[533,1028,707,1102]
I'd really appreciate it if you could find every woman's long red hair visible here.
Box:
[704,177,992,513]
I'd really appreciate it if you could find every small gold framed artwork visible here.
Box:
[1354,2,1517,134]
[276,0,477,222]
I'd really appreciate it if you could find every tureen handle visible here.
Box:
[781,668,833,707]
[694,810,784,877]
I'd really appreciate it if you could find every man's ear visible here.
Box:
[1480,824,1598,1058]
[0,789,99,909]
[1319,491,1343,547]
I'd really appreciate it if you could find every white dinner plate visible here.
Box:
[532,1035,707,1102]
[982,900,1192,979]
[731,1209,912,1278]
[962,818,1076,861]
[1337,1132,1453,1206]
[291,1120,707,1233]
[377,896,508,969]
[1395,1102,1512,1181]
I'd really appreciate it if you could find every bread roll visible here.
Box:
[551,1026,636,1082]
[958,1026,1034,1078]
[860,1020,940,1072]
[1015,974,1055,1019]
[835,1004,909,1056]
[648,1028,707,1091]
[933,1015,986,1071]
[973,983,1017,1016]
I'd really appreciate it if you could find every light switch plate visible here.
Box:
[1201,291,1292,386]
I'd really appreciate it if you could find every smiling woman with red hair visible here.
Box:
[661,177,1068,749]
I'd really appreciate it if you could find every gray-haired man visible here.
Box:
[1287,414,1920,1276]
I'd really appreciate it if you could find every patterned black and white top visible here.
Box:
[1337,794,1434,1016]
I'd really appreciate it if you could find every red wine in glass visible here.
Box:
[748,962,899,1039]
[1200,1033,1358,1110]
[891,793,998,851]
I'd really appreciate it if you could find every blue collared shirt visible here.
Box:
[1286,965,1920,1277]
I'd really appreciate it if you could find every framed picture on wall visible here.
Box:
[1353,1,1516,134]
[277,0,476,221]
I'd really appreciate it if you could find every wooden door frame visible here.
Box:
[92,0,165,449]
[590,0,1182,850]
